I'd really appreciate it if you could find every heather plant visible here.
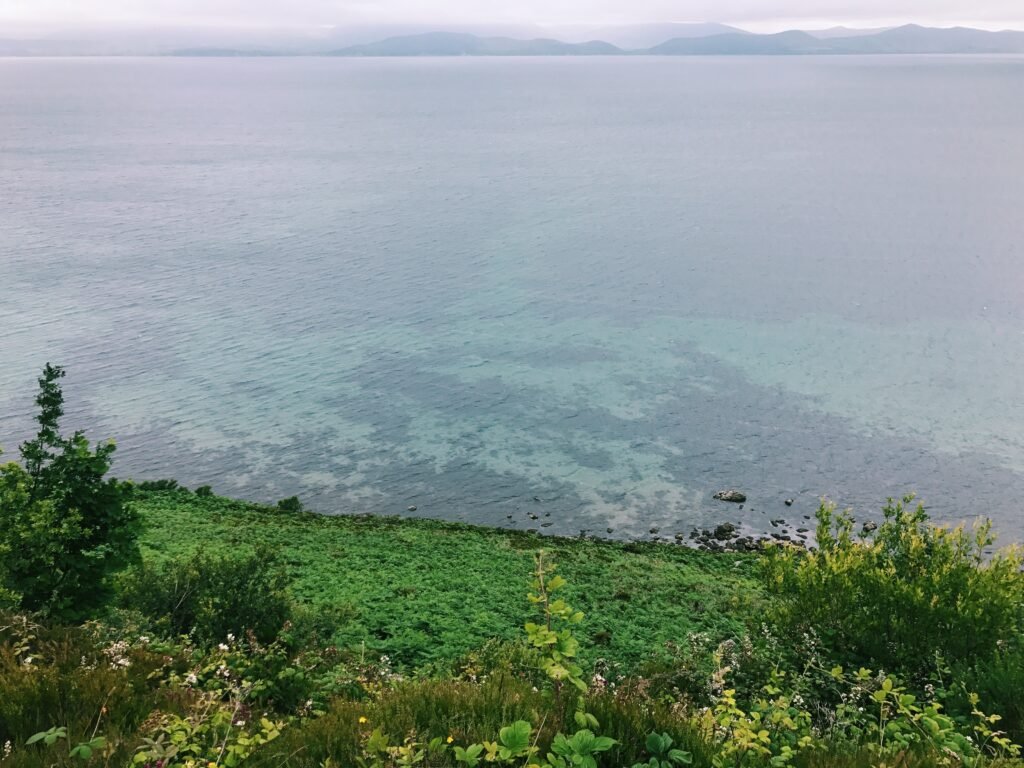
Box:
[0,364,139,620]
[762,496,1024,675]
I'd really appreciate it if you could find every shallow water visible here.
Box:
[1,55,1023,539]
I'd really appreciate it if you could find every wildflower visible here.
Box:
[186,673,199,685]
[226,634,235,643]
[218,643,229,652]
[139,636,150,644]
[446,736,454,744]
[234,720,246,727]
[3,740,13,759]
[208,761,218,768]
[358,716,369,724]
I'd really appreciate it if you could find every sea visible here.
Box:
[1,55,1023,540]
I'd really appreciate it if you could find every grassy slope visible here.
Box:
[135,491,759,670]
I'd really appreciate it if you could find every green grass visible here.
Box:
[133,490,758,670]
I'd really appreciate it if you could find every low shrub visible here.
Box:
[118,549,293,646]
[951,648,1024,744]
[0,613,171,765]
[762,496,1024,676]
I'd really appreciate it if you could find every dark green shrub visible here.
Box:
[118,548,293,646]
[276,496,303,513]
[762,496,1024,675]
[136,479,186,492]
[194,485,213,497]
[950,648,1024,744]
[0,364,139,620]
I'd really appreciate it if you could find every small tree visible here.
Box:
[0,364,139,619]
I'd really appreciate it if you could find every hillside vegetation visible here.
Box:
[2,366,1024,768]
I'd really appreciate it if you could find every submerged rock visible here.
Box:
[713,489,747,503]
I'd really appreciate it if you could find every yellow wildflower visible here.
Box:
[446,736,454,744]
[358,716,368,724]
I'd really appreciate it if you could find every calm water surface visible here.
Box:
[1,55,1023,539]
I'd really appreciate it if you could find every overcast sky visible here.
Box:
[2,0,1024,31]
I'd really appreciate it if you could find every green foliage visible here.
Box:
[138,479,187,492]
[545,729,617,768]
[0,364,139,620]
[952,649,1024,743]
[633,732,693,768]
[132,490,753,670]
[118,549,293,646]
[133,695,284,768]
[276,496,303,514]
[525,551,587,693]
[26,727,105,761]
[0,612,169,766]
[762,496,1024,674]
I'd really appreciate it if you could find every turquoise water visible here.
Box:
[1,56,1023,538]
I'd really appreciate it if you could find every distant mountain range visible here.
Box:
[328,25,1024,56]
[647,25,1024,55]
[334,32,620,56]
[3,22,1024,57]
[550,22,748,49]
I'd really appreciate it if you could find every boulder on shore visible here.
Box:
[713,522,738,540]
[713,489,747,503]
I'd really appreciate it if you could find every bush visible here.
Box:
[0,364,139,620]
[118,548,293,646]
[276,496,303,513]
[0,612,169,762]
[762,496,1024,675]
[136,479,187,492]
[951,648,1024,744]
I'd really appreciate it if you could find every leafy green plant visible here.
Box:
[133,691,284,768]
[488,720,536,762]
[632,732,693,768]
[525,551,587,694]
[26,726,107,762]
[25,727,67,748]
[543,729,616,768]
[0,364,139,619]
